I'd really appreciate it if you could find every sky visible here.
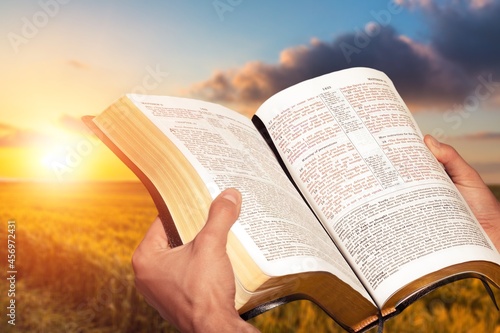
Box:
[0,0,499,183]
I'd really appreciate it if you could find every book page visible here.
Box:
[255,67,500,306]
[127,94,371,299]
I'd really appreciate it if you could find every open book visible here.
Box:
[84,67,500,332]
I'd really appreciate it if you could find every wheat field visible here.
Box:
[0,182,499,333]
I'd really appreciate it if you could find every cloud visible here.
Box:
[187,4,500,114]
[470,161,500,177]
[67,59,90,70]
[422,1,500,74]
[0,126,58,148]
[187,26,474,113]
[471,162,500,184]
[0,116,96,149]
[0,123,15,135]
[58,114,91,133]
[398,0,495,11]
[460,131,500,140]
[0,123,14,130]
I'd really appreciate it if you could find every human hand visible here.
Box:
[424,134,500,250]
[132,188,259,333]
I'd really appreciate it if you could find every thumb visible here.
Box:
[194,188,242,252]
[424,134,481,185]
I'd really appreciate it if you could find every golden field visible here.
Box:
[0,181,499,333]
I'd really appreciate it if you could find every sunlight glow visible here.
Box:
[41,144,66,169]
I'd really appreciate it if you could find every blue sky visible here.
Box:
[0,0,499,183]
[0,0,429,93]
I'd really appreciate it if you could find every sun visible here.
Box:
[0,122,137,182]
[36,127,102,182]
[41,143,67,169]
[39,132,137,182]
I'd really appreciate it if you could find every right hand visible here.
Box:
[424,135,500,250]
[132,188,260,333]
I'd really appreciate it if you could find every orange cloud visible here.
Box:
[0,115,94,149]
[67,59,90,70]
[57,114,91,133]
[0,125,57,148]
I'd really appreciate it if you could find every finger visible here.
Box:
[195,188,242,251]
[424,134,482,184]
[136,216,171,252]
[132,217,170,277]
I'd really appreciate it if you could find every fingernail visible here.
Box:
[427,135,441,148]
[221,189,240,205]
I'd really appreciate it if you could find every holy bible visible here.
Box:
[84,67,500,332]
